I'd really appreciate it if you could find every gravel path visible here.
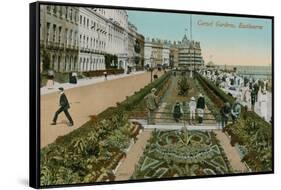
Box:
[214,130,248,172]
[114,131,152,181]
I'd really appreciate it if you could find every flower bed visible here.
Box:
[40,72,171,186]
[131,129,232,179]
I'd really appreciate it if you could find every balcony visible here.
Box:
[46,41,60,49]
[59,43,64,50]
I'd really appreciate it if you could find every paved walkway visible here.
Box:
[41,71,146,95]
[114,131,152,181]
[214,131,247,172]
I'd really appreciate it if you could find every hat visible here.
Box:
[191,97,195,101]
[199,93,203,97]
[151,88,157,93]
[58,87,64,91]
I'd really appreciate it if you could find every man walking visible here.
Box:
[196,93,205,124]
[51,87,74,127]
[144,88,158,124]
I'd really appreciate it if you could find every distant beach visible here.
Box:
[217,65,272,80]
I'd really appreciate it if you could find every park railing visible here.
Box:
[126,110,221,127]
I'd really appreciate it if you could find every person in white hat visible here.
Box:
[189,97,196,125]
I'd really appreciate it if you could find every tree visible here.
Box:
[134,56,140,65]
[105,54,118,69]
[177,76,190,96]
[134,39,141,53]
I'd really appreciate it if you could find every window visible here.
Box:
[53,6,57,15]
[74,11,77,23]
[65,7,68,19]
[58,27,62,44]
[83,35,85,47]
[59,6,63,17]
[83,17,85,27]
[46,22,50,42]
[69,30,73,45]
[52,24,56,42]
[46,5,51,13]
[74,31,77,46]
[65,56,68,71]
[52,55,56,70]
[83,58,86,71]
[80,15,82,25]
[65,28,68,45]
[70,9,73,21]
[87,19,89,28]
[58,56,61,71]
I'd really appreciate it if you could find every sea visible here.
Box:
[217,65,272,80]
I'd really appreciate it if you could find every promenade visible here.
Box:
[40,71,163,148]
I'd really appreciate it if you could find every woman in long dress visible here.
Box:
[260,91,267,119]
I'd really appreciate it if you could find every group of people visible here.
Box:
[144,87,207,125]
[199,68,270,120]
[220,98,242,129]
[171,93,206,124]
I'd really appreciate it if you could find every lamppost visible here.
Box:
[150,55,154,83]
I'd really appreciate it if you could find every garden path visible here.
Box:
[214,130,248,172]
[114,131,152,181]
[156,73,217,125]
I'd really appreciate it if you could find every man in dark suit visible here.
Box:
[196,93,206,124]
[51,87,74,126]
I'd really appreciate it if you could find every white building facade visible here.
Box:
[40,5,130,73]
[102,9,129,70]
[144,39,170,68]
[162,45,170,67]
[40,5,79,73]
[78,8,129,72]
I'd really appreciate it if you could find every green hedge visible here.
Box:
[82,69,124,77]
[196,73,234,104]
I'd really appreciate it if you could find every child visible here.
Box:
[172,102,184,122]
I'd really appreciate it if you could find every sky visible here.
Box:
[127,10,272,66]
